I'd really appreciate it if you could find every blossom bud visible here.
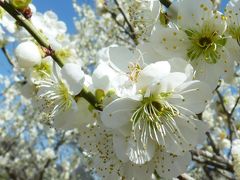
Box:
[15,41,41,68]
[10,0,32,10]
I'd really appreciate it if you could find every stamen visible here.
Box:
[130,94,184,148]
[35,75,74,122]
[185,22,226,64]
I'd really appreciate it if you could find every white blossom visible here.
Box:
[143,0,235,89]
[14,41,42,68]
[35,63,85,120]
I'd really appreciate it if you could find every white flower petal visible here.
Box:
[156,72,187,92]
[113,134,129,163]
[172,80,212,114]
[226,0,240,27]
[53,101,80,130]
[211,11,227,35]
[139,0,161,39]
[112,75,137,98]
[193,51,234,90]
[177,0,213,29]
[97,45,117,63]
[60,63,85,95]
[164,130,188,155]
[137,42,166,63]
[15,41,41,68]
[156,151,191,178]
[109,46,139,72]
[150,25,188,59]
[54,98,96,130]
[123,161,154,180]
[174,117,209,149]
[167,57,194,80]
[127,132,156,165]
[137,61,171,90]
[225,39,240,63]
[20,82,36,99]
[92,63,117,91]
[101,97,140,128]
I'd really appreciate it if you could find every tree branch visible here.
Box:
[2,47,14,66]
[191,150,234,172]
[206,132,220,156]
[113,0,138,45]
[0,1,64,67]
[0,1,101,111]
[159,0,172,8]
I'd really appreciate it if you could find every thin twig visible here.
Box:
[229,96,240,118]
[216,88,240,156]
[113,0,138,45]
[105,8,134,41]
[206,132,220,156]
[216,89,228,115]
[159,0,172,8]
[1,47,14,66]
[178,173,195,180]
[191,150,234,172]
[215,169,234,180]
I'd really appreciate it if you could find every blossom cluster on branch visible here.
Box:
[0,0,239,179]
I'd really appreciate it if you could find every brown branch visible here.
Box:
[159,0,172,8]
[206,132,220,156]
[215,169,234,180]
[216,89,239,147]
[191,150,234,172]
[113,0,138,45]
[203,165,214,180]
[177,173,195,180]
[1,47,14,66]
[216,89,228,115]
[105,8,134,41]
[229,96,240,118]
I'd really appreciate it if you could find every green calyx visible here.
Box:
[55,49,72,62]
[33,61,52,79]
[228,25,240,44]
[10,0,32,10]
[0,7,5,19]
[185,24,227,64]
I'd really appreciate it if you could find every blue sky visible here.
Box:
[0,0,94,75]
[33,0,95,34]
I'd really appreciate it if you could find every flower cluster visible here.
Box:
[0,0,240,179]
[0,74,91,180]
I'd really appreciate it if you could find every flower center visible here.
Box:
[57,81,72,110]
[33,61,52,79]
[198,36,212,48]
[130,93,180,147]
[127,62,142,82]
[36,78,73,120]
[185,22,226,64]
